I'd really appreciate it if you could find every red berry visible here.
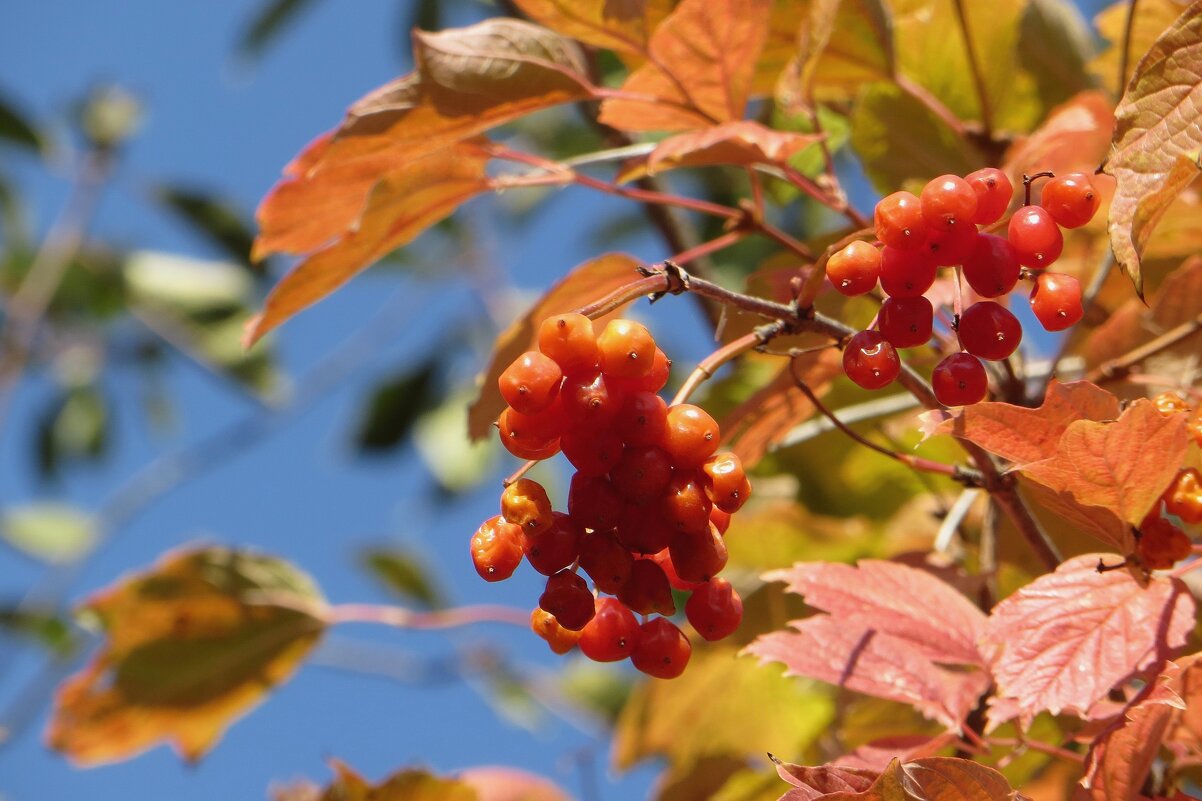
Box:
[1138,509,1192,569]
[662,404,720,468]
[923,225,978,267]
[932,352,988,406]
[471,516,524,582]
[1029,272,1083,332]
[651,549,705,591]
[1164,468,1202,525]
[613,391,669,446]
[522,512,582,575]
[709,507,731,535]
[843,330,901,390]
[538,313,599,376]
[662,472,713,536]
[879,246,937,298]
[499,351,563,414]
[1040,173,1099,229]
[500,478,553,534]
[874,191,929,250]
[610,445,674,505]
[615,505,674,555]
[531,607,581,654]
[1008,205,1063,268]
[597,319,656,379]
[958,301,1022,361]
[539,570,595,631]
[568,473,622,531]
[877,296,934,349]
[497,407,561,460]
[561,371,625,425]
[578,530,634,594]
[618,558,676,616]
[827,241,881,296]
[560,427,624,477]
[962,233,1020,298]
[578,597,641,662]
[920,174,978,230]
[964,168,1013,225]
[685,578,744,641]
[669,524,729,584]
[701,452,751,514]
[632,617,692,679]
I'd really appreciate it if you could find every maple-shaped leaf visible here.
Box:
[1003,91,1116,186]
[46,546,327,765]
[1091,0,1189,89]
[985,553,1195,730]
[599,0,773,132]
[511,0,674,58]
[832,734,958,772]
[1018,476,1136,553]
[466,252,644,440]
[1083,662,1185,801]
[617,120,822,181]
[774,758,877,800]
[1166,652,1202,761]
[789,757,1014,801]
[1105,2,1202,296]
[920,379,1120,467]
[1020,399,1190,527]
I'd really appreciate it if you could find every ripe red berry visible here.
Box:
[879,246,937,298]
[651,548,705,591]
[958,301,1022,361]
[1138,509,1192,569]
[1029,272,1083,332]
[499,351,563,414]
[843,330,901,390]
[539,569,595,631]
[613,391,668,446]
[662,404,720,468]
[701,452,751,514]
[578,530,635,594]
[923,225,979,267]
[471,516,524,582]
[920,174,978,230]
[669,524,729,584]
[500,478,553,534]
[578,597,641,662]
[709,507,731,535]
[531,607,581,654]
[597,319,656,379]
[615,505,674,555]
[1152,392,1191,416]
[561,371,625,425]
[497,407,561,460]
[964,168,1013,225]
[538,313,599,376]
[618,558,676,616]
[662,472,713,536]
[685,578,744,641]
[1040,173,1100,229]
[932,352,988,406]
[1008,205,1063,268]
[962,234,1020,298]
[877,296,934,349]
[827,241,881,296]
[568,473,622,531]
[560,427,624,477]
[522,512,582,575]
[610,444,674,505]
[874,191,929,250]
[1164,468,1202,525]
[632,617,692,679]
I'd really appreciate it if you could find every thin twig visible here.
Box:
[774,393,920,449]
[952,0,993,139]
[671,323,785,406]
[895,75,967,137]
[1087,312,1202,383]
[1118,0,1141,95]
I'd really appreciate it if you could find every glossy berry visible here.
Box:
[962,234,1020,298]
[651,549,705,591]
[709,507,731,535]
[538,569,595,631]
[568,473,622,532]
[1008,205,1063,268]
[597,319,656,379]
[632,617,692,679]
[827,241,881,296]
[662,404,720,468]
[964,168,1013,225]
[531,608,581,654]
[662,472,713,536]
[538,313,599,376]
[578,530,635,594]
[578,597,641,662]
[1138,510,1192,569]
[1040,173,1100,229]
[958,301,1022,361]
[560,427,624,477]
[877,296,934,349]
[843,330,901,390]
[613,391,668,447]
[1164,468,1202,525]
[610,445,674,505]
[499,351,562,415]
[685,578,744,642]
[1029,272,1083,332]
[471,516,524,582]
[617,558,676,616]
[612,348,671,394]
[874,191,929,250]
[932,352,988,406]
[1152,392,1191,416]
[923,225,978,267]
[615,505,674,555]
[497,408,561,460]
[920,174,978,230]
[500,478,552,533]
[702,452,751,514]
[561,371,624,425]
[522,512,582,576]
[669,525,729,584]
[879,246,937,298]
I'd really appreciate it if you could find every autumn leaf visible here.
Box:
[272,760,480,801]
[1166,652,1202,759]
[773,758,877,800]
[1091,0,1193,90]
[1020,399,1190,526]
[598,0,773,132]
[985,553,1195,729]
[1105,2,1202,297]
[467,252,645,440]
[246,139,493,345]
[617,121,822,182]
[1003,90,1116,187]
[47,546,327,765]
[1018,476,1136,553]
[511,0,674,57]
[788,757,1014,801]
[833,735,958,772]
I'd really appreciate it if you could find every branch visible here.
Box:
[326,603,530,629]
[671,323,786,406]
[1087,312,1202,383]
[952,0,993,140]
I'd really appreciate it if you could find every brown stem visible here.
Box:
[503,460,538,487]
[952,0,993,139]
[1087,312,1202,383]
[1118,0,1141,95]
[672,323,785,406]
[895,75,967,137]
[574,274,670,319]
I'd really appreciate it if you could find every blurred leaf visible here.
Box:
[1091,0,1190,90]
[47,545,326,765]
[458,767,572,801]
[0,91,44,153]
[0,503,96,564]
[616,121,822,182]
[125,250,252,314]
[557,659,633,726]
[36,386,109,481]
[360,548,444,609]
[153,186,257,267]
[415,384,498,493]
[1003,90,1116,185]
[1017,0,1096,110]
[0,607,77,657]
[238,0,319,60]
[774,0,894,110]
[273,761,478,801]
[353,362,439,453]
[771,106,851,187]
[513,0,674,56]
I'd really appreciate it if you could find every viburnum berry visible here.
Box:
[879,246,937,298]
[500,478,553,534]
[522,512,581,575]
[685,578,744,642]
[932,352,988,406]
[877,296,934,349]
[1164,468,1202,525]
[662,404,720,468]
[709,507,731,535]
[1138,509,1192,569]
[923,225,978,267]
[597,319,656,379]
[651,548,705,591]
[843,330,901,390]
[531,607,582,654]
[662,472,712,536]
[578,597,641,662]
[538,569,595,631]
[1152,392,1191,416]
[613,391,669,447]
[958,301,1022,361]
[962,234,1020,298]
[538,313,599,376]
[1008,206,1063,268]
[615,505,674,555]
[617,558,675,616]
[920,174,978,230]
[827,241,881,296]
[1191,407,1202,448]
[964,167,1013,225]
[611,348,671,394]
[701,452,751,513]
[874,191,928,250]
[568,473,622,531]
[1040,172,1100,229]
[471,516,524,582]
[610,444,674,505]
[497,407,561,460]
[1029,272,1084,332]
[669,524,729,584]
[499,351,563,415]
[632,617,692,679]
[561,371,624,425]
[578,530,634,594]
[560,427,624,477]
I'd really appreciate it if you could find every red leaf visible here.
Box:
[986,554,1195,729]
[919,380,1120,466]
[1020,400,1191,526]
[1167,652,1202,761]
[774,760,877,800]
[1003,91,1116,185]
[807,757,1014,801]
[617,121,822,181]
[763,560,988,667]
[833,734,958,772]
[1018,477,1136,554]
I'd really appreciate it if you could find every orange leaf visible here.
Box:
[46,546,326,765]
[793,757,1014,801]
[1019,476,1136,553]
[273,760,479,801]
[511,0,674,57]
[1003,90,1116,185]
[467,252,646,440]
[598,0,773,132]
[617,120,822,182]
[247,140,493,346]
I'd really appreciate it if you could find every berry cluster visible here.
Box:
[830,170,1100,406]
[472,313,750,679]
[1138,393,1202,568]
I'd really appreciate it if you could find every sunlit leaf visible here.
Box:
[823,757,1014,801]
[37,386,109,481]
[1166,653,1202,758]
[1003,90,1115,186]
[125,250,253,314]
[511,0,674,56]
[0,502,96,564]
[415,383,498,492]
[1105,2,1202,296]
[773,758,877,798]
[360,548,444,609]
[774,0,894,110]
[47,546,326,765]
[985,553,1195,729]
[1018,476,1136,554]
[618,121,822,183]
[352,362,440,453]
[0,607,76,657]
[153,186,257,267]
[273,761,479,801]
[458,766,572,801]
[1091,0,1192,90]
[1018,0,1097,110]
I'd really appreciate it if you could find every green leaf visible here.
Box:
[414,385,498,494]
[360,548,444,609]
[153,186,257,267]
[353,363,440,453]
[0,91,45,153]
[125,250,252,314]
[37,387,109,481]
[1,503,96,564]
[1017,0,1097,110]
[237,0,319,60]
[0,607,77,657]
[775,0,895,109]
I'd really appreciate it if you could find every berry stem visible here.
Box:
[952,0,994,140]
[671,323,786,407]
[327,603,531,629]
[987,737,1084,764]
[1086,311,1202,384]
[575,274,670,319]
[775,163,870,228]
[1022,171,1055,206]
[502,459,538,487]
[672,229,751,268]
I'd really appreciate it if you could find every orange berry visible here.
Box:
[531,608,581,654]
[500,478,553,533]
[597,319,656,380]
[1164,468,1202,525]
[471,516,524,582]
[538,313,599,376]
[499,351,563,414]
